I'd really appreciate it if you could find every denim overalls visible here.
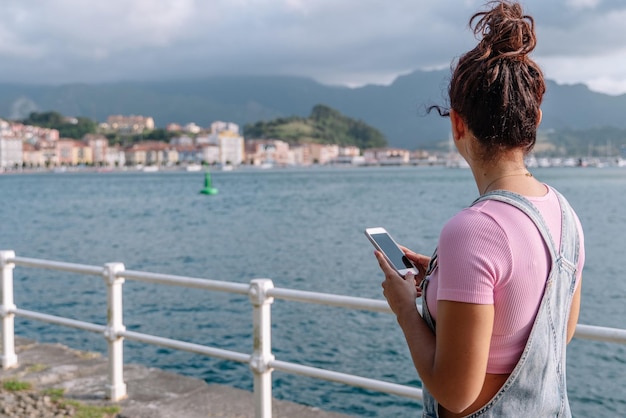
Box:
[420,189,580,417]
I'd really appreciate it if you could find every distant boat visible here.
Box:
[200,171,218,195]
[142,166,159,172]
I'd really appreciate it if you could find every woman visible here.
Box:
[375,2,585,417]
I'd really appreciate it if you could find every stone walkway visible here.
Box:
[0,337,352,418]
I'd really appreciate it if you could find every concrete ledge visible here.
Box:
[0,337,352,418]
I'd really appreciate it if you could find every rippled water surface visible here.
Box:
[1,166,624,416]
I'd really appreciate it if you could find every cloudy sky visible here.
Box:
[1,0,626,95]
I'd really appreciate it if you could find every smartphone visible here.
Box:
[364,227,418,277]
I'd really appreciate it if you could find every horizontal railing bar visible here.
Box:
[270,359,423,400]
[575,324,626,344]
[120,330,251,363]
[268,287,393,313]
[11,256,103,276]
[14,309,106,334]
[121,270,249,295]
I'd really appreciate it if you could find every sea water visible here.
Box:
[1,166,625,417]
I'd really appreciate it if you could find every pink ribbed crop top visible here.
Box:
[425,186,585,374]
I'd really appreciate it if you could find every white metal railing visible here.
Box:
[2,250,626,417]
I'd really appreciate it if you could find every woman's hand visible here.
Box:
[376,249,425,317]
[399,246,431,285]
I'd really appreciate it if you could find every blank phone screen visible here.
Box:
[370,233,414,269]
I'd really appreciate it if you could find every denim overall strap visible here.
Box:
[419,248,439,416]
[420,188,580,418]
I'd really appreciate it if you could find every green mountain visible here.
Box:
[244,104,387,149]
[1,70,626,153]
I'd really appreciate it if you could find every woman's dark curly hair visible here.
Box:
[431,1,545,160]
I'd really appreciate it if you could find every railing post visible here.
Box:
[102,262,127,401]
[249,279,275,418]
[0,251,17,369]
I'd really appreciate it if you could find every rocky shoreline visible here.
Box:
[0,389,78,418]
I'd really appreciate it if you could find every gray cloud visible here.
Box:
[0,0,625,94]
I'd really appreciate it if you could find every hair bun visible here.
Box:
[471,1,536,62]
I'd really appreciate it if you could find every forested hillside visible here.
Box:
[22,111,97,139]
[244,105,387,149]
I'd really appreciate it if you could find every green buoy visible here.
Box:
[200,170,218,195]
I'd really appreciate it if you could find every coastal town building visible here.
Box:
[57,139,93,166]
[339,146,361,158]
[200,144,220,165]
[333,146,366,165]
[105,145,126,167]
[170,135,194,147]
[184,123,202,134]
[38,140,58,167]
[245,139,290,167]
[84,134,109,166]
[2,120,59,145]
[124,141,177,166]
[211,121,239,135]
[174,144,203,164]
[195,135,212,146]
[0,119,10,135]
[208,129,244,166]
[104,115,155,135]
[166,123,183,132]
[0,137,23,169]
[287,145,308,166]
[21,143,45,167]
[306,143,339,165]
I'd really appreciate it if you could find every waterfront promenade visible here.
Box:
[0,337,351,418]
